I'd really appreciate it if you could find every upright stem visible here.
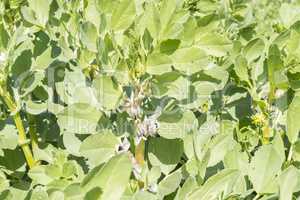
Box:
[262,124,270,145]
[27,114,39,150]
[1,93,36,169]
[135,139,145,189]
[14,113,36,168]
[135,139,145,166]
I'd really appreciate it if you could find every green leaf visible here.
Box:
[243,38,265,62]
[188,169,239,200]
[148,137,184,165]
[146,53,173,75]
[287,93,300,144]
[64,183,84,199]
[85,0,101,30]
[30,186,49,200]
[248,145,283,194]
[84,187,102,200]
[11,48,32,77]
[0,121,18,150]
[55,67,98,106]
[143,2,161,40]
[158,0,185,39]
[57,103,102,134]
[191,81,218,107]
[111,0,136,31]
[207,121,236,167]
[158,169,182,197]
[224,147,249,174]
[159,0,178,34]
[208,136,236,167]
[279,3,300,28]
[174,177,197,200]
[80,130,119,166]
[21,0,52,28]
[81,153,132,200]
[63,133,82,156]
[0,149,26,174]
[92,75,122,110]
[159,110,197,139]
[133,192,157,200]
[272,133,286,162]
[279,166,300,200]
[28,165,53,185]
[268,44,288,89]
[287,30,300,61]
[80,22,98,52]
[33,47,53,70]
[234,55,249,83]
[25,100,47,115]
[142,29,154,51]
[165,76,190,101]
[160,39,180,55]
[171,47,208,74]
[196,33,231,57]
[63,161,79,179]
[0,22,9,50]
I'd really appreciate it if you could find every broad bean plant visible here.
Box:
[0,0,300,199]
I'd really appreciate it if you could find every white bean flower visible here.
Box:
[123,91,142,118]
[137,115,159,137]
[135,110,161,145]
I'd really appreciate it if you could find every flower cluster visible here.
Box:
[135,114,160,145]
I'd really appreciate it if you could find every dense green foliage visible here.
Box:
[0,0,300,199]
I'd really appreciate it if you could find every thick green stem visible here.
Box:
[262,124,270,145]
[27,114,39,150]
[135,139,145,166]
[1,93,36,169]
[14,113,36,168]
[135,139,145,189]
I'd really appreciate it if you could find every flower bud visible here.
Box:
[251,113,266,126]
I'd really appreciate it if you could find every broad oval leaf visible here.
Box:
[188,169,239,200]
[80,130,119,166]
[248,145,283,194]
[81,153,132,200]
[57,103,102,134]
